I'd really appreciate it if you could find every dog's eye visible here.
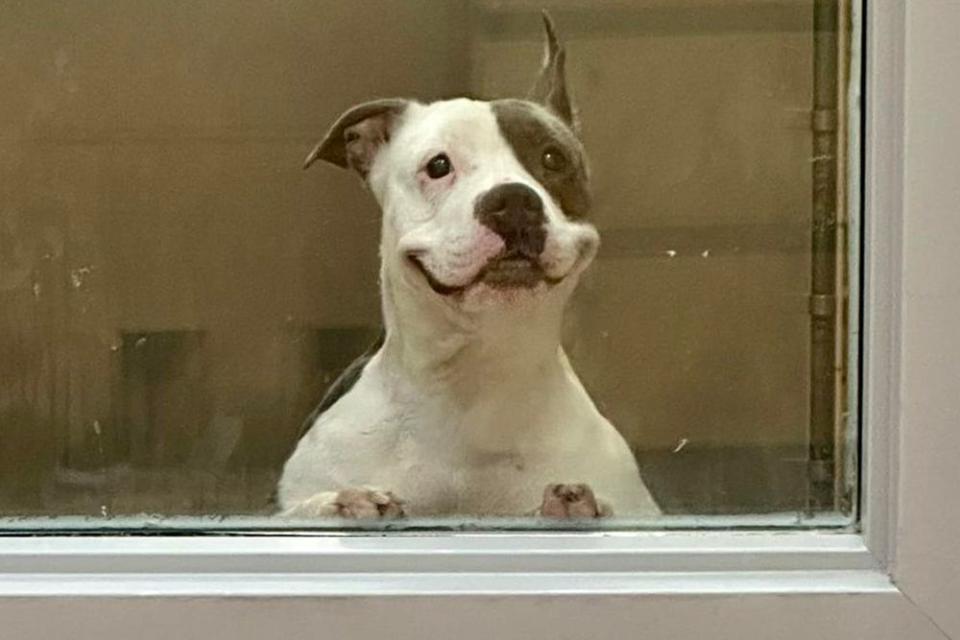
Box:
[425,153,453,179]
[541,147,567,172]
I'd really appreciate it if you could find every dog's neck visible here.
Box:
[377,264,569,391]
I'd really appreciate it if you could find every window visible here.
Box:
[2,2,960,639]
[0,0,860,530]
[0,1,859,527]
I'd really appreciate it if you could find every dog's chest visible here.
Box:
[397,437,566,515]
[277,349,652,516]
[288,398,597,516]
[377,437,587,516]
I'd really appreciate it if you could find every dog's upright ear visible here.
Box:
[527,11,578,135]
[303,98,410,177]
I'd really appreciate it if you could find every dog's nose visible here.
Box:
[475,182,546,256]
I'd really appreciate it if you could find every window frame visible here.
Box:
[3,2,960,638]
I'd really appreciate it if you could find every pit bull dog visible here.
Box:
[277,13,659,520]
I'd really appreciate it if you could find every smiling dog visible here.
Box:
[277,13,659,519]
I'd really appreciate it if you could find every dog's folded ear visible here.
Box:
[527,11,579,135]
[303,98,410,177]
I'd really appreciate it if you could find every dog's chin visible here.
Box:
[407,254,564,300]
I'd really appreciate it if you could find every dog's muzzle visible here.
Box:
[407,183,565,296]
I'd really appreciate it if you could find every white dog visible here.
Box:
[277,14,659,520]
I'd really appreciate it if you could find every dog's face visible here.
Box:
[375,97,597,310]
[305,14,596,313]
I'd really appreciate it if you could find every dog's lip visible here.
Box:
[406,252,563,297]
[406,253,466,296]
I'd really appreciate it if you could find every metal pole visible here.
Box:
[808,0,840,513]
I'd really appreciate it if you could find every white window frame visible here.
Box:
[3,3,960,638]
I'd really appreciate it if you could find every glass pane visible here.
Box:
[0,0,858,530]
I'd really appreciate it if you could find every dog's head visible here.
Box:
[305,13,597,314]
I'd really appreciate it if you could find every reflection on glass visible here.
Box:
[0,0,855,528]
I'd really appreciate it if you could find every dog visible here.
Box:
[276,13,659,520]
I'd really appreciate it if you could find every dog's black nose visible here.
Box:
[475,183,546,256]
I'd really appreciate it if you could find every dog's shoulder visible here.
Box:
[267,330,385,512]
[295,329,386,442]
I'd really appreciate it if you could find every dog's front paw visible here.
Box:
[538,483,612,519]
[281,488,405,519]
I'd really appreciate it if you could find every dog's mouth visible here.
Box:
[407,252,563,297]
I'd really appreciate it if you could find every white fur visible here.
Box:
[278,99,659,517]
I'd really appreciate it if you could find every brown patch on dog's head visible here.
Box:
[491,99,591,220]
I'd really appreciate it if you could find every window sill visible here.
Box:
[0,531,891,598]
